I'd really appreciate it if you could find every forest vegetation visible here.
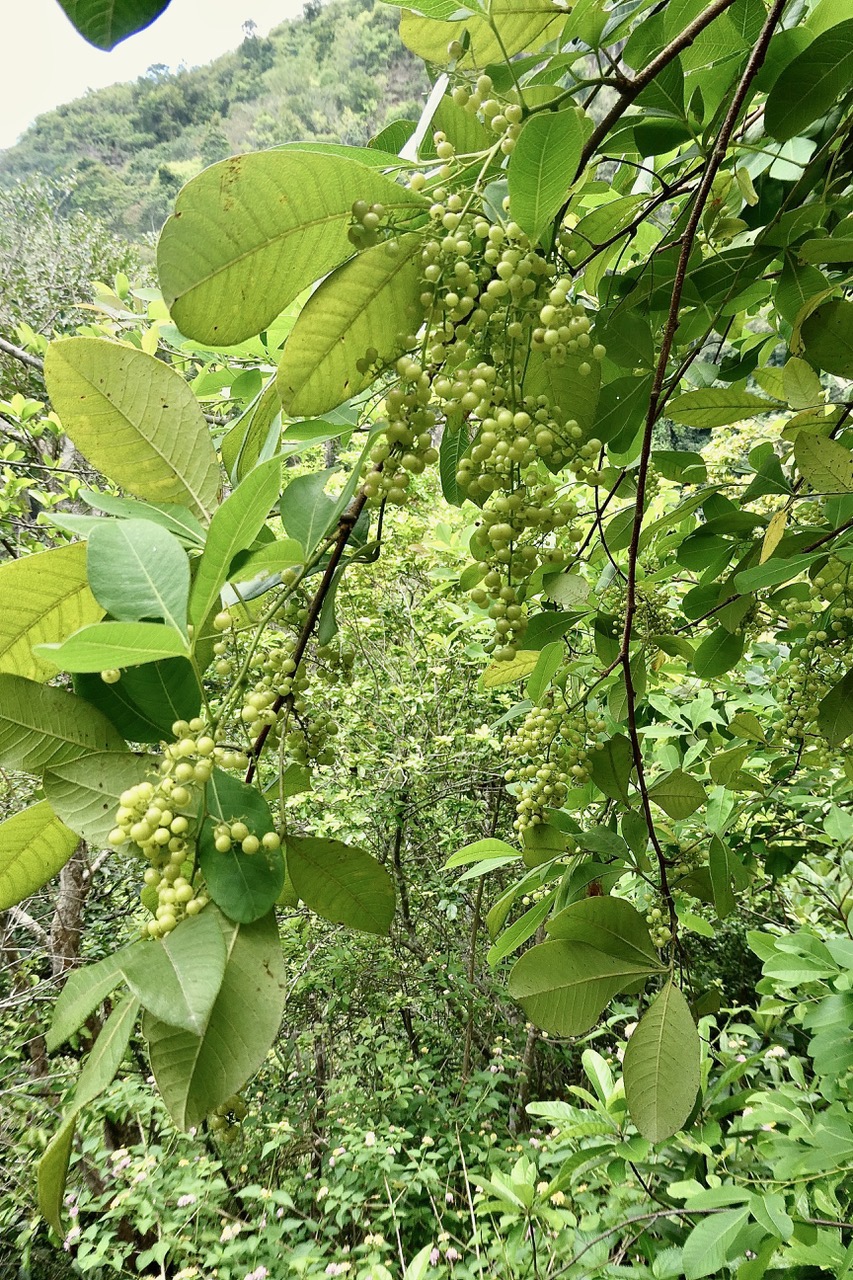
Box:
[2,0,853,1278]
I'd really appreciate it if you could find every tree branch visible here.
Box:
[245,491,368,782]
[0,334,44,371]
[617,0,789,940]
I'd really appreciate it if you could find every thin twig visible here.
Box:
[616,0,789,941]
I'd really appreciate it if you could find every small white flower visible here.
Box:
[364,1131,376,1147]
[177,1194,196,1208]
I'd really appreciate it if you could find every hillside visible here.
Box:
[0,0,427,239]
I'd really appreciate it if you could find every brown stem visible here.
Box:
[570,0,740,190]
[245,491,368,783]
[617,0,789,940]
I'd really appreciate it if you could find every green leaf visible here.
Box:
[544,573,589,610]
[0,544,102,683]
[623,980,701,1143]
[589,734,634,804]
[692,627,745,678]
[74,658,201,745]
[783,356,823,409]
[682,1206,751,1279]
[143,908,286,1130]
[286,835,395,935]
[43,752,150,847]
[158,151,426,346]
[439,417,470,506]
[87,519,190,637]
[524,611,578,649]
[278,233,425,417]
[37,1116,76,1237]
[546,897,661,969]
[80,490,206,548]
[403,1245,434,1280]
[0,674,125,773]
[799,236,853,265]
[55,0,172,49]
[229,539,305,585]
[765,19,853,141]
[593,373,652,450]
[526,350,601,445]
[648,770,706,820]
[189,458,282,629]
[39,991,140,1232]
[221,378,282,484]
[522,821,567,868]
[667,389,782,428]
[35,621,189,672]
[44,338,220,520]
[74,990,140,1110]
[752,1191,793,1242]
[445,838,519,869]
[709,835,737,918]
[508,940,655,1037]
[0,801,79,911]
[487,896,555,966]
[508,108,585,242]
[801,299,853,379]
[817,668,853,746]
[728,711,766,742]
[734,555,816,594]
[198,769,284,924]
[279,468,339,558]
[46,948,130,1052]
[120,910,227,1035]
[399,2,563,62]
[795,430,853,493]
[526,642,563,703]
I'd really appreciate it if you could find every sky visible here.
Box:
[1,0,307,150]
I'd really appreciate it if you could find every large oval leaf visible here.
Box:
[286,835,395,935]
[35,621,189,673]
[87,519,190,636]
[119,909,227,1036]
[508,108,585,243]
[399,2,563,63]
[43,751,151,846]
[198,769,284,923]
[74,658,201,744]
[0,674,125,774]
[158,151,427,346]
[278,233,426,417]
[546,897,661,969]
[0,543,103,683]
[0,800,79,910]
[801,299,853,379]
[765,19,853,142]
[508,940,655,1037]
[623,979,701,1143]
[44,337,220,520]
[143,908,287,1130]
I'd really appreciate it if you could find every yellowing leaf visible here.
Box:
[45,338,220,520]
[278,234,425,417]
[482,651,540,688]
[760,510,788,563]
[0,543,103,682]
[0,800,79,911]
